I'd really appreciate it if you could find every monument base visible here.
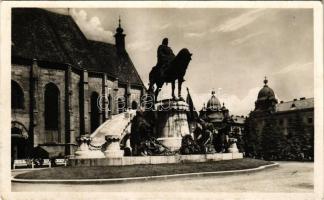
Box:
[69,153,244,167]
[228,140,239,153]
[74,136,105,159]
[104,135,124,158]
[104,150,124,158]
[156,99,191,151]
[74,149,105,159]
[157,137,182,151]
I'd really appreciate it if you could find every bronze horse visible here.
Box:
[148,48,192,101]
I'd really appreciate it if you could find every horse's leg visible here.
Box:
[155,82,163,101]
[148,82,153,92]
[171,81,176,99]
[154,88,159,102]
[148,67,156,93]
[178,79,184,101]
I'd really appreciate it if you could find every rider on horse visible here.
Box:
[156,38,175,70]
[148,38,192,100]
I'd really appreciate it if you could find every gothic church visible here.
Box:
[11,8,146,160]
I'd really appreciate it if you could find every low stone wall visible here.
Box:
[68,153,243,167]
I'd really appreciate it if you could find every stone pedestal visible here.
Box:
[156,100,191,151]
[74,135,105,159]
[104,135,124,158]
[227,138,239,153]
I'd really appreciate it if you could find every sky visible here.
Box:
[49,8,314,116]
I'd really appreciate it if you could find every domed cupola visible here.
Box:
[257,78,276,101]
[199,90,229,126]
[206,91,221,110]
[255,77,278,112]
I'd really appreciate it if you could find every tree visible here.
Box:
[260,116,285,160]
[232,127,244,153]
[306,125,314,160]
[242,117,261,158]
[286,112,314,161]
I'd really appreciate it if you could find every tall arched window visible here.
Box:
[108,94,112,116]
[11,80,24,109]
[44,83,60,130]
[117,98,125,114]
[90,92,100,132]
[131,101,138,110]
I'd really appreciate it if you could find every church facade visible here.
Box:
[11,8,146,160]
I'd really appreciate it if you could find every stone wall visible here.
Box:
[88,76,103,97]
[117,85,126,112]
[130,87,141,109]
[11,63,145,158]
[11,64,31,132]
[38,67,66,156]
[12,63,70,157]
[70,71,81,144]
[88,75,104,130]
[38,67,66,145]
[106,78,116,116]
[251,109,314,137]
[69,153,244,167]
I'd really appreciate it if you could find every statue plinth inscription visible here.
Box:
[156,99,191,151]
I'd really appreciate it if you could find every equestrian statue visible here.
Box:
[148,38,192,101]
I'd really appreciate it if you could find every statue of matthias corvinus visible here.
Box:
[148,38,192,101]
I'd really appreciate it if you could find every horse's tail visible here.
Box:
[148,66,156,92]
[149,67,155,83]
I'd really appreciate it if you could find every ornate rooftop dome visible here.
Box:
[257,77,276,101]
[207,91,221,110]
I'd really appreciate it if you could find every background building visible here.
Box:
[199,91,245,133]
[198,91,246,152]
[11,8,146,160]
[245,78,314,160]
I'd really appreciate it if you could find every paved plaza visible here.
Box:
[12,162,313,193]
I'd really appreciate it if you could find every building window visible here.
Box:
[90,92,100,133]
[11,127,22,136]
[307,117,313,124]
[131,101,138,110]
[11,127,27,159]
[117,98,125,113]
[108,94,112,116]
[44,83,59,130]
[11,80,24,109]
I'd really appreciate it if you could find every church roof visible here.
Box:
[12,9,69,64]
[11,8,144,86]
[276,98,314,112]
[89,40,144,85]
